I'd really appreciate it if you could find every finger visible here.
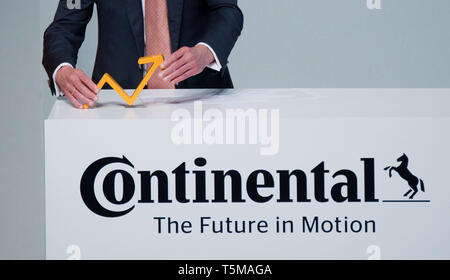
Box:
[160,57,190,80]
[172,69,196,84]
[164,63,194,83]
[79,73,99,97]
[161,47,187,69]
[77,81,97,102]
[72,87,94,107]
[65,91,83,109]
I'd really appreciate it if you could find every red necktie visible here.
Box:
[145,0,175,89]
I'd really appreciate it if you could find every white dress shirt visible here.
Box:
[53,0,222,96]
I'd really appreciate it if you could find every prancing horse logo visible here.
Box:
[384,154,425,199]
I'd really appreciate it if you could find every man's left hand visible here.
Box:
[159,45,215,85]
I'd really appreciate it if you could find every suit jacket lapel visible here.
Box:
[166,0,184,52]
[127,0,145,57]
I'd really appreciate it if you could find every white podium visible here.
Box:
[46,89,450,259]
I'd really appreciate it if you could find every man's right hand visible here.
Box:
[55,66,99,109]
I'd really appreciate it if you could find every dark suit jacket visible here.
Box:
[43,0,243,95]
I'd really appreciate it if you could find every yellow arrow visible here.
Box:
[84,55,164,109]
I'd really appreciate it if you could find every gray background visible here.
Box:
[0,0,44,259]
[1,0,449,259]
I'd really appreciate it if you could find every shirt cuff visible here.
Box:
[196,42,222,72]
[52,63,73,96]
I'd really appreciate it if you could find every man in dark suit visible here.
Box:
[43,0,243,108]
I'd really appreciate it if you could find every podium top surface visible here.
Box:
[47,88,450,120]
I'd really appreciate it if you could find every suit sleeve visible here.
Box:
[199,0,244,75]
[42,0,95,95]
